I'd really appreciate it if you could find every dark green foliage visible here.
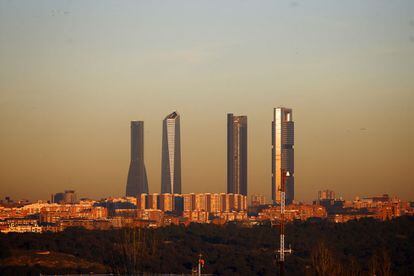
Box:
[0,239,11,259]
[0,217,413,275]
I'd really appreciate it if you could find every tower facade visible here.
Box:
[161,111,181,194]
[272,107,294,204]
[126,121,149,196]
[227,113,248,196]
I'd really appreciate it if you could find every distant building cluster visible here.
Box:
[0,193,248,233]
[136,193,248,226]
[0,191,413,233]
[0,199,107,233]
[137,193,247,213]
[256,204,327,222]
[51,190,77,204]
[318,189,335,200]
[126,112,182,199]
[332,194,413,223]
[125,108,294,204]
[2,108,413,234]
[311,191,414,223]
[251,194,266,207]
[251,192,414,224]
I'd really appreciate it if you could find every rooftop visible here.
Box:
[166,111,179,119]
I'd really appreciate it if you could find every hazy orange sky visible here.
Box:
[0,1,413,202]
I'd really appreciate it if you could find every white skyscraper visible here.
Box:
[161,111,181,194]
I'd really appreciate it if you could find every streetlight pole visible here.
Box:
[198,253,203,276]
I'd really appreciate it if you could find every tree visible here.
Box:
[370,249,392,276]
[311,240,341,276]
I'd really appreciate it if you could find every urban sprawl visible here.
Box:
[1,109,413,233]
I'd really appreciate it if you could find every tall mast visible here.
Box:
[277,170,292,275]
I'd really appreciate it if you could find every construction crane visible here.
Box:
[277,170,293,276]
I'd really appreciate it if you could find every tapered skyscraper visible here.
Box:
[227,113,248,196]
[272,107,294,204]
[161,111,181,194]
[126,121,148,197]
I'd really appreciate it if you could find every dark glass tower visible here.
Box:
[272,107,294,204]
[227,113,248,196]
[126,121,148,196]
[161,111,181,194]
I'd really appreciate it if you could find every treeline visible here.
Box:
[0,216,413,275]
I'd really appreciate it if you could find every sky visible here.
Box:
[0,0,413,203]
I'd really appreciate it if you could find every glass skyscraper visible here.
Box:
[126,121,149,196]
[272,107,294,204]
[227,113,248,196]
[161,111,181,194]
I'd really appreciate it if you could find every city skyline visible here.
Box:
[1,105,413,202]
[0,1,413,202]
[1,1,413,275]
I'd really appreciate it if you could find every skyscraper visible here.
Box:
[227,113,248,196]
[318,190,335,200]
[272,107,294,204]
[161,111,181,194]
[126,121,149,197]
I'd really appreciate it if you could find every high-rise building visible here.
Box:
[220,193,228,212]
[318,190,335,200]
[159,193,174,212]
[209,193,221,213]
[52,190,76,204]
[272,107,294,204]
[146,193,159,209]
[161,111,182,194]
[227,113,248,196]
[174,194,184,213]
[63,190,77,204]
[195,193,207,211]
[136,193,247,213]
[251,194,266,206]
[137,193,148,210]
[52,193,64,204]
[183,193,196,211]
[126,121,149,197]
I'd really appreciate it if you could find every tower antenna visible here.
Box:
[277,170,293,275]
